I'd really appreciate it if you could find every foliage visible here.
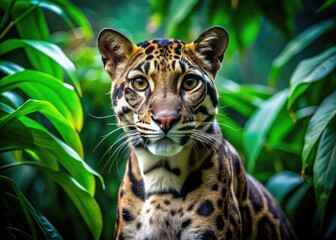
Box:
[0,0,103,239]
[1,0,335,239]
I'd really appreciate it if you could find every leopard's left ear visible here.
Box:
[188,26,229,78]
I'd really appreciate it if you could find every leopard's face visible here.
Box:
[98,27,228,192]
[98,28,228,158]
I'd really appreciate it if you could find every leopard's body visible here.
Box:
[97,27,298,240]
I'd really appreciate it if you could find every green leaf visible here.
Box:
[0,99,83,157]
[0,70,83,131]
[302,92,336,171]
[0,39,82,96]
[270,18,336,84]
[0,176,38,239]
[288,47,336,112]
[266,171,303,206]
[244,89,288,173]
[38,0,93,40]
[313,120,336,223]
[0,112,103,195]
[1,163,103,240]
[0,60,24,74]
[285,182,311,221]
[166,0,199,36]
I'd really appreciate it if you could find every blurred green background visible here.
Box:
[0,0,335,239]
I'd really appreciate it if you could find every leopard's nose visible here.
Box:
[152,114,179,132]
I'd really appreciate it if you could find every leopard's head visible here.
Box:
[98,27,228,190]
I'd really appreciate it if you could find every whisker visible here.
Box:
[89,113,116,119]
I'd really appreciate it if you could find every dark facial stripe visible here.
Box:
[128,157,145,200]
[206,82,218,107]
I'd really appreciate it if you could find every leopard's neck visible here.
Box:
[131,122,233,196]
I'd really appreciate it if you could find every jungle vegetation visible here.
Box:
[0,0,335,239]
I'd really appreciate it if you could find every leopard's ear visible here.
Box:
[97,28,138,79]
[188,26,229,78]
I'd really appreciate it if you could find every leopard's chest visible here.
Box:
[120,190,241,240]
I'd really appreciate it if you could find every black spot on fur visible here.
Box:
[146,55,154,60]
[112,82,125,105]
[152,38,173,47]
[226,228,233,239]
[187,203,195,211]
[197,230,216,240]
[137,40,150,48]
[211,184,219,191]
[182,218,192,228]
[180,169,203,197]
[136,222,142,230]
[145,46,155,54]
[164,200,171,205]
[197,200,214,216]
[221,187,227,198]
[217,199,223,208]
[249,184,264,213]
[122,208,134,222]
[240,206,252,238]
[200,155,213,170]
[216,215,224,230]
[143,61,150,74]
[257,216,277,240]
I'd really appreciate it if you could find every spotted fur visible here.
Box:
[98,26,298,240]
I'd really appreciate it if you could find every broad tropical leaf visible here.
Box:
[244,89,288,173]
[0,70,83,131]
[313,120,336,222]
[0,99,83,156]
[288,46,336,112]
[0,39,81,95]
[266,171,303,206]
[270,18,335,84]
[0,109,102,195]
[302,91,336,170]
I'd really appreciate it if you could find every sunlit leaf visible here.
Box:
[313,120,336,223]
[270,18,335,84]
[288,47,336,112]
[0,60,24,74]
[303,92,336,170]
[0,39,82,96]
[0,99,83,157]
[0,110,103,195]
[0,70,83,131]
[244,89,288,173]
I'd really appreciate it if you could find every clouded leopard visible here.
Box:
[97,26,298,240]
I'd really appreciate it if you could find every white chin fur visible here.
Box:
[147,139,183,156]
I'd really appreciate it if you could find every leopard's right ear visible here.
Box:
[97,28,138,78]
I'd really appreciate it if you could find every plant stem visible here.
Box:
[0,0,16,32]
[0,3,38,41]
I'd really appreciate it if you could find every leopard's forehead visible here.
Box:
[137,38,185,49]
[136,38,186,65]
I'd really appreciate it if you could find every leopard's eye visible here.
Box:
[182,76,200,91]
[131,77,149,91]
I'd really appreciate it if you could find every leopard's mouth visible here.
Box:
[147,137,184,156]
